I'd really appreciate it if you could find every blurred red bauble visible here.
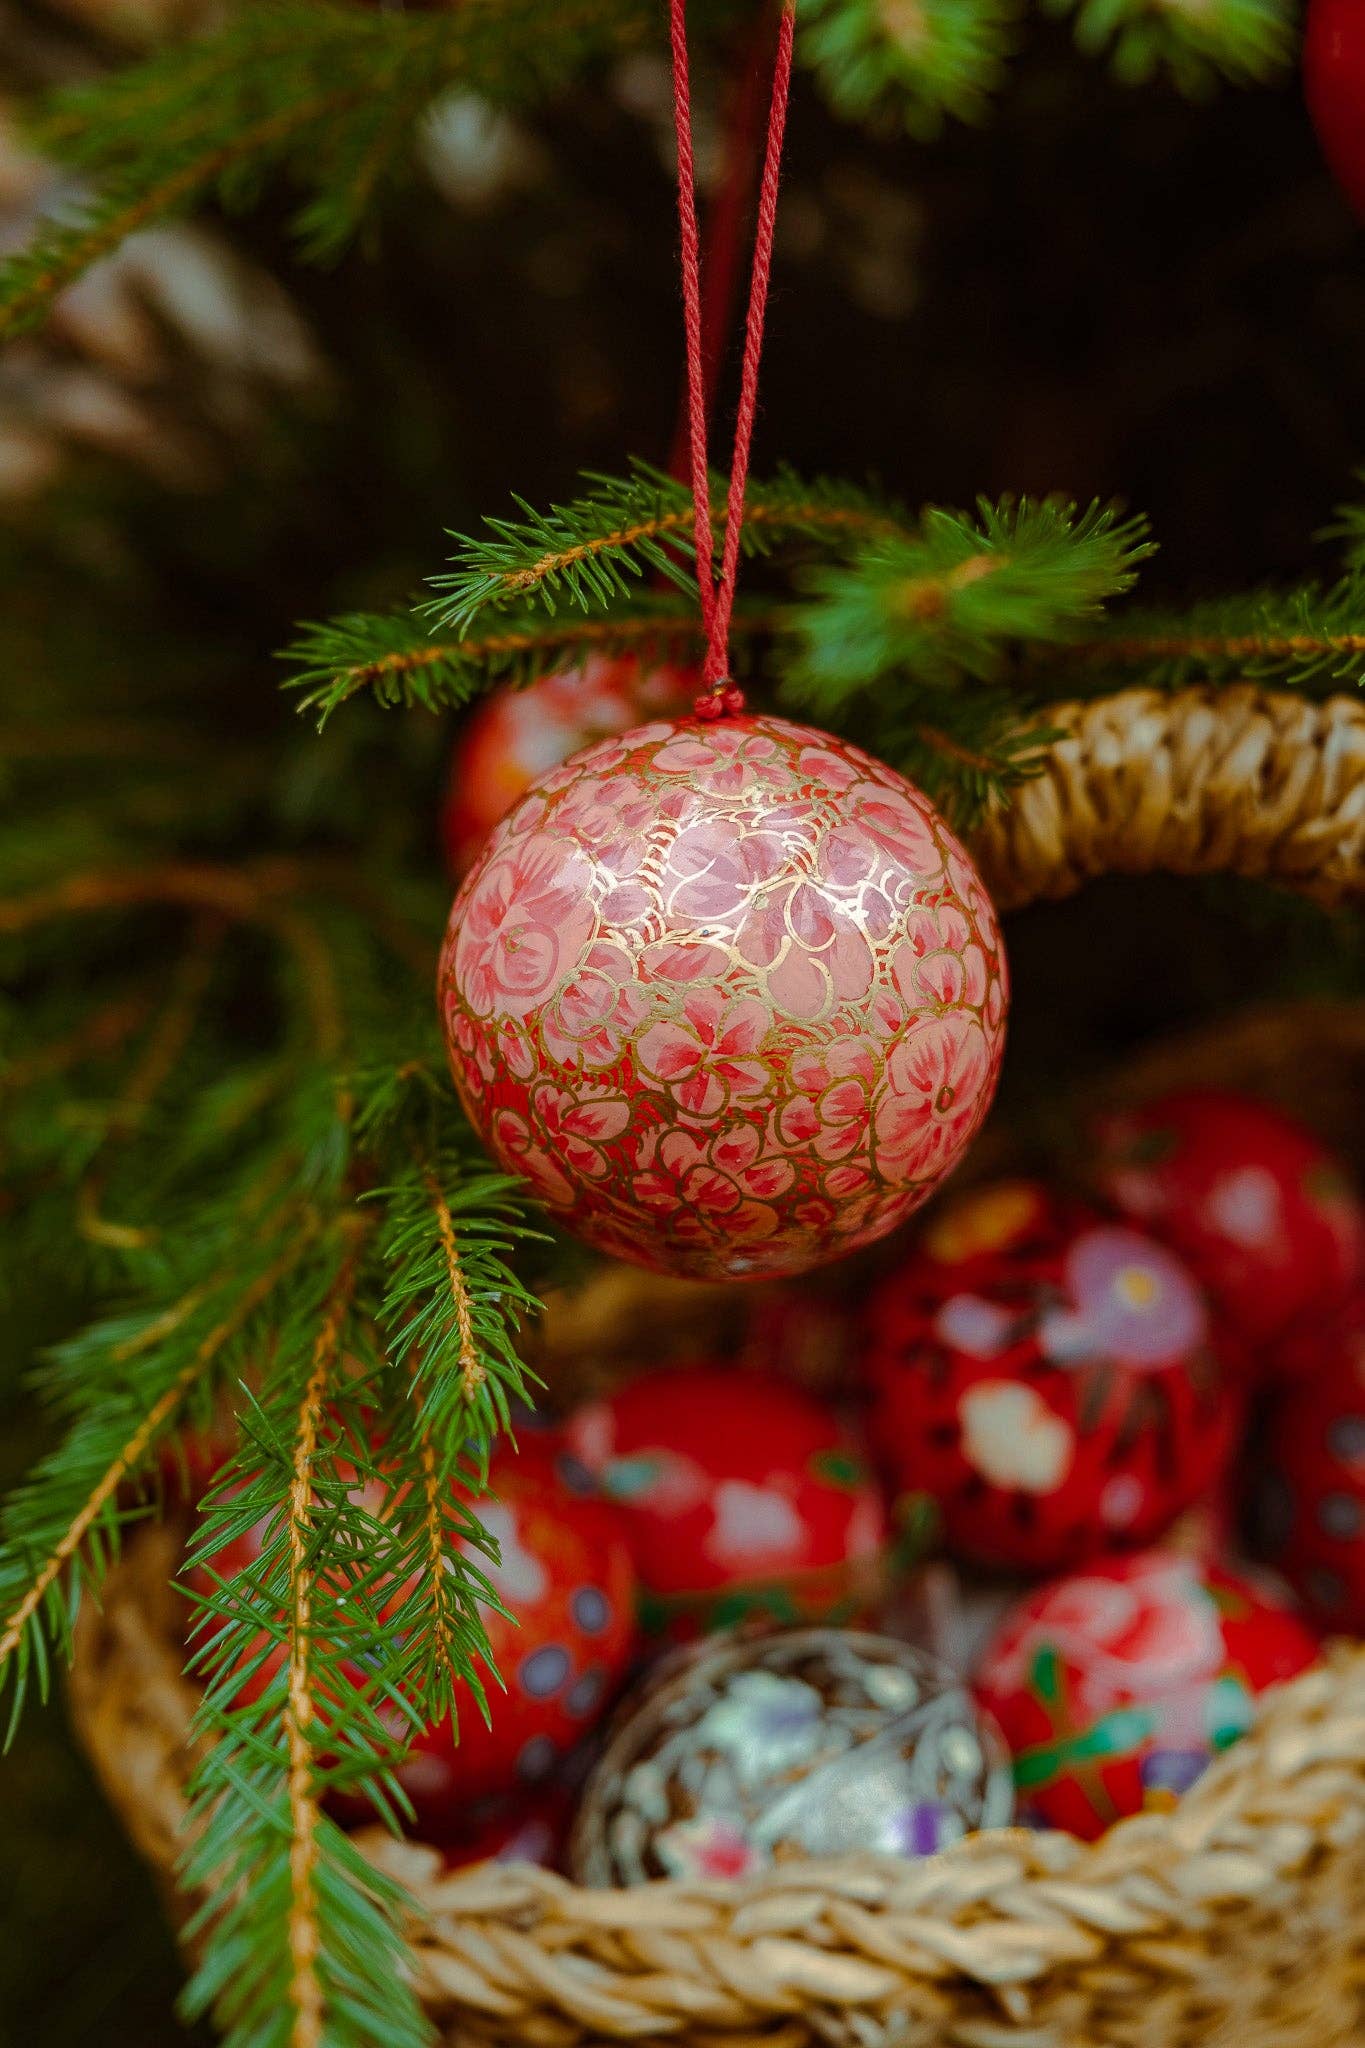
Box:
[976,1549,1319,1839]
[866,1180,1236,1575]
[564,1366,888,1638]
[1258,1289,1365,1631]
[192,1433,638,1815]
[419,1786,572,1873]
[1091,1088,1363,1354]
[441,656,697,875]
[1305,0,1365,220]
[439,713,1007,1281]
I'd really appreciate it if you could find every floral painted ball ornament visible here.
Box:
[976,1550,1319,1840]
[439,713,1007,1281]
[1091,1088,1364,1356]
[441,655,698,875]
[194,1434,639,1816]
[866,1181,1237,1575]
[565,1367,889,1639]
[569,1627,1013,1885]
[1257,1289,1365,1632]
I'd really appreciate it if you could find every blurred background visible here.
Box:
[1,0,1362,2039]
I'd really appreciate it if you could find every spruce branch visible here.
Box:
[1044,0,1295,93]
[1,0,659,342]
[424,462,910,632]
[800,0,1020,137]
[1047,579,1365,692]
[784,494,1154,712]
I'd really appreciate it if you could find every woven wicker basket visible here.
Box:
[70,685,1365,2048]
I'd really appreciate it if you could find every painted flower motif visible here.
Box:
[636,990,772,1116]
[652,722,791,797]
[959,1380,1075,1493]
[694,1670,827,1785]
[454,831,596,1018]
[776,1042,876,1162]
[528,1083,631,1179]
[875,1013,994,1178]
[989,1555,1225,1722]
[662,817,788,926]
[933,1293,1017,1359]
[1205,1165,1283,1248]
[1039,1227,1208,1369]
[491,1108,575,1208]
[705,1480,806,1570]
[539,941,652,1070]
[653,1813,760,1882]
[633,1127,790,1246]
[477,1502,548,1606]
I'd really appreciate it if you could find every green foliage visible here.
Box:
[786,496,1153,706]
[799,0,1020,137]
[1044,0,1296,93]
[423,460,908,632]
[1045,577,1365,692]
[0,0,656,340]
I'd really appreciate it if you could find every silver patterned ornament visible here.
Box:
[569,1627,1013,1886]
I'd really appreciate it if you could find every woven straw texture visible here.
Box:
[69,685,1365,2047]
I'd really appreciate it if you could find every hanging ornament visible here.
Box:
[441,655,698,876]
[438,0,1005,1281]
[1305,0,1365,221]
[569,1626,1013,1885]
[192,1434,639,1815]
[1090,1088,1364,1355]
[865,1180,1237,1575]
[565,1366,888,1638]
[976,1549,1319,1840]
[1256,1288,1365,1632]
[439,713,1007,1280]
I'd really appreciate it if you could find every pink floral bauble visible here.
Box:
[438,713,1008,1280]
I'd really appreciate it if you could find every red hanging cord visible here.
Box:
[668,0,796,716]
[665,7,773,484]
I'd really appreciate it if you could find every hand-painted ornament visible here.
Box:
[421,1787,572,1873]
[866,1180,1237,1575]
[565,1366,888,1638]
[441,656,698,875]
[193,1434,639,1813]
[570,1626,1013,1884]
[1091,1088,1364,1353]
[1305,0,1365,220]
[440,713,1007,1281]
[1257,1289,1365,1631]
[976,1549,1318,1839]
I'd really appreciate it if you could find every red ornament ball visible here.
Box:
[1092,1088,1364,1354]
[1305,0,1365,220]
[1258,1288,1365,1631]
[866,1180,1237,1575]
[439,713,1008,1281]
[193,1434,638,1815]
[564,1366,889,1638]
[441,656,697,875]
[976,1549,1319,1839]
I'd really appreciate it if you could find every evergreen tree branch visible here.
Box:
[424,462,910,632]
[1,0,661,341]
[800,0,1020,137]
[1046,580,1365,691]
[783,494,1154,714]
[1043,0,1295,93]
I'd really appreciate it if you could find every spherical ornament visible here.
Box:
[1091,1088,1364,1354]
[193,1434,639,1814]
[865,1180,1237,1575]
[419,1787,572,1873]
[565,1367,888,1639]
[439,713,1008,1282]
[570,1626,1013,1884]
[441,656,698,875]
[1305,0,1365,220]
[1257,1288,1365,1631]
[977,1549,1319,1839]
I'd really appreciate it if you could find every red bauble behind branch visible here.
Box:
[1305,0,1365,220]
